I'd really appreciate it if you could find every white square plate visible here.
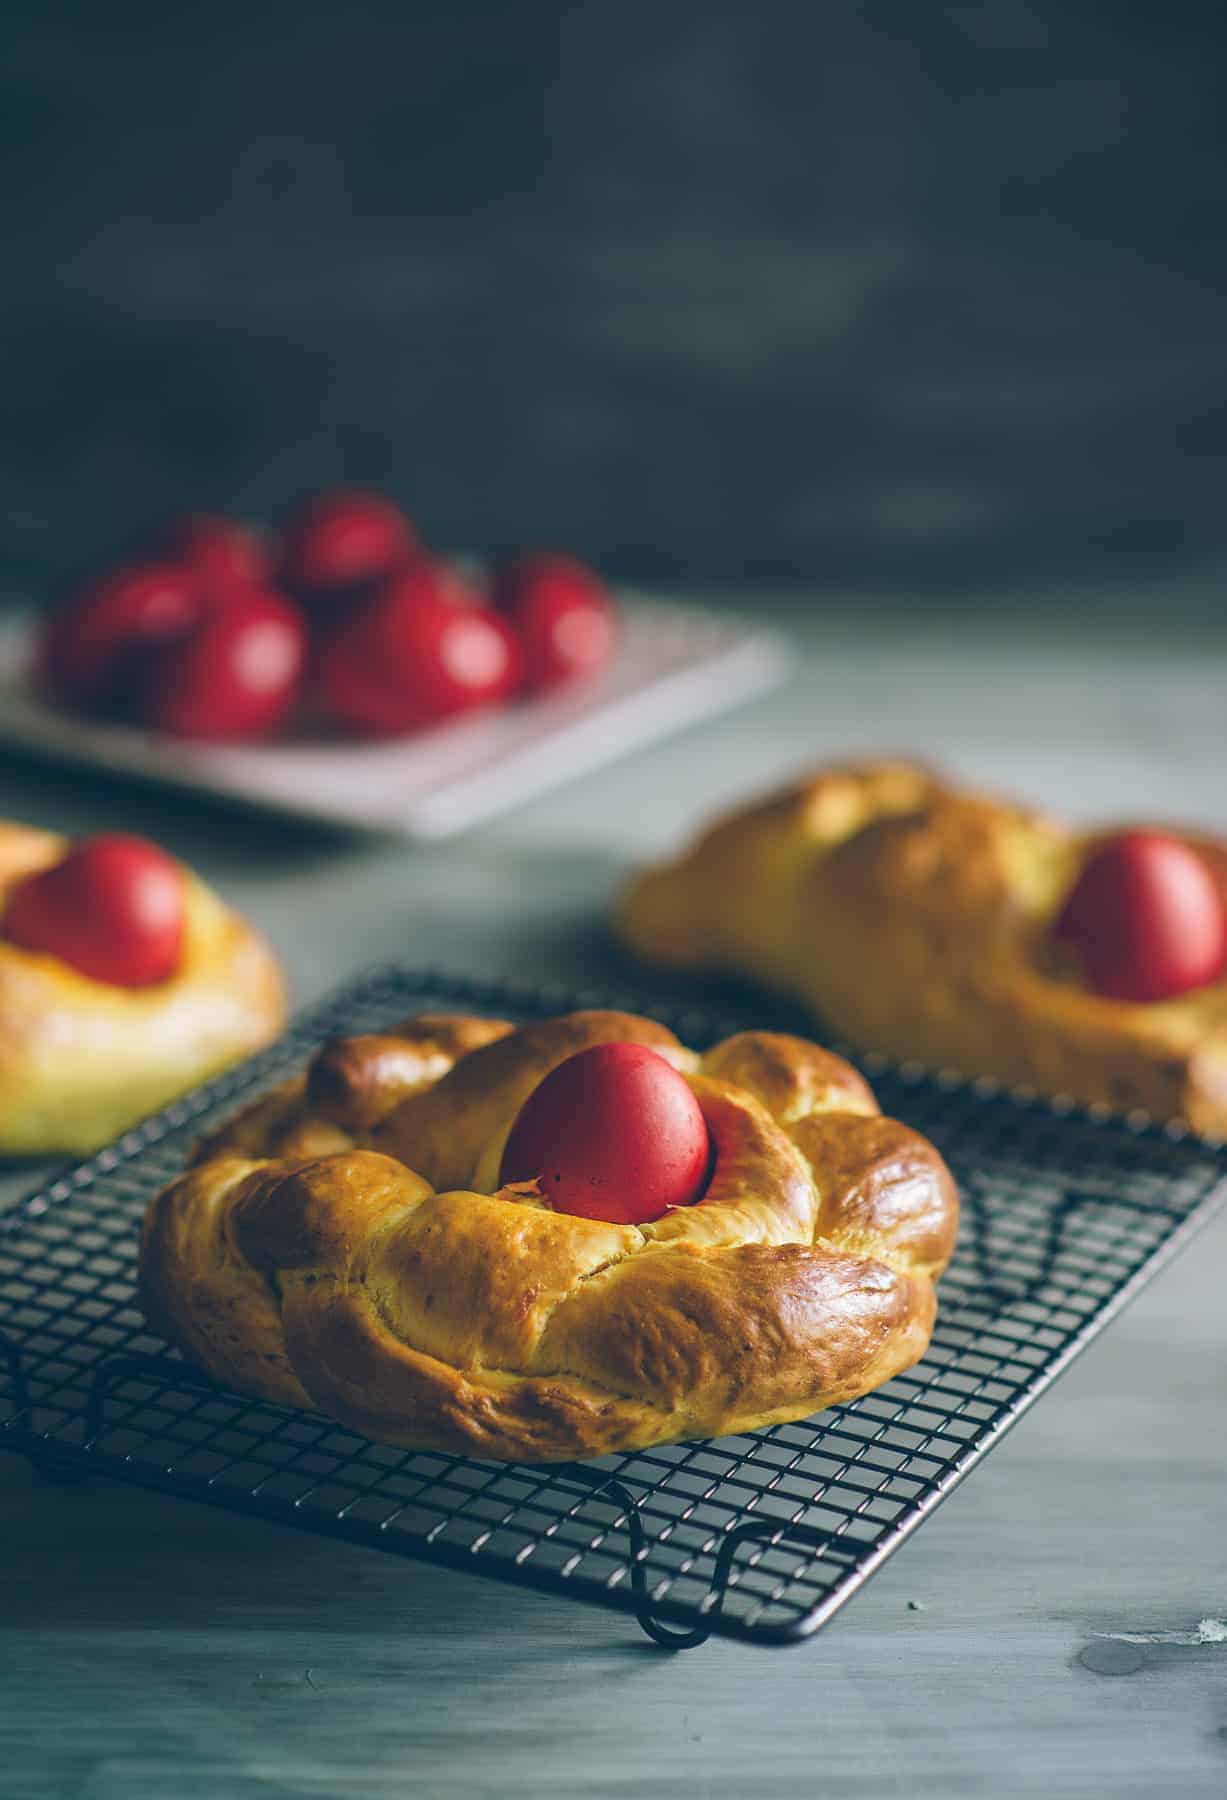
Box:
[0,600,786,837]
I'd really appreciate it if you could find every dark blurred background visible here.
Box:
[3,0,1225,602]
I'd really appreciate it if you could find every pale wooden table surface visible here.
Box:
[2,588,1226,1799]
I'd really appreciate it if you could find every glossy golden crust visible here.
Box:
[616,759,1227,1133]
[191,1015,518,1165]
[140,1010,958,1462]
[0,822,287,1154]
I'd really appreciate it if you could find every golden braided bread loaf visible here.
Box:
[616,758,1227,1133]
[140,1009,957,1461]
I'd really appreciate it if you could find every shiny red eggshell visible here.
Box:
[280,488,416,598]
[143,589,308,741]
[2,833,185,988]
[37,562,202,713]
[499,1042,711,1225]
[1053,830,1227,1003]
[490,552,615,693]
[152,514,270,591]
[319,563,521,736]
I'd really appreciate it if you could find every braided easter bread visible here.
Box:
[0,821,285,1154]
[140,1009,957,1461]
[616,759,1227,1133]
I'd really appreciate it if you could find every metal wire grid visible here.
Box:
[2,967,1225,1648]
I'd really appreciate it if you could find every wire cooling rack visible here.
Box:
[3,967,1226,1649]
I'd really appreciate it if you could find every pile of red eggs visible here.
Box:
[36,490,618,742]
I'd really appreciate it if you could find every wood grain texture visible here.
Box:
[3,601,1227,1797]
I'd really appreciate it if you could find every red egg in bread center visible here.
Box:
[498,1042,711,1225]
[1053,830,1227,1004]
[2,833,185,988]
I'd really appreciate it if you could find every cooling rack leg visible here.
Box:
[559,1471,715,1650]
[631,1609,713,1651]
[624,1512,835,1650]
[565,1479,834,1650]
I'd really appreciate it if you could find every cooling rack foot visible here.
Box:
[633,1612,712,1651]
[563,1470,840,1649]
[561,1470,718,1650]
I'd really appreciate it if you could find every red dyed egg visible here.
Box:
[152,514,270,591]
[319,563,521,736]
[1053,830,1227,1003]
[490,552,616,693]
[2,834,185,988]
[37,561,202,714]
[280,488,416,600]
[144,588,307,741]
[499,1042,710,1225]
